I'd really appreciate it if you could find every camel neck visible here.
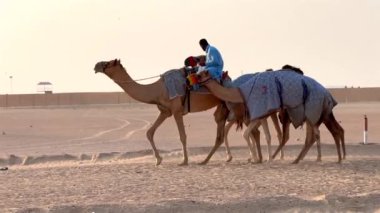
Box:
[203,80,244,103]
[111,66,159,104]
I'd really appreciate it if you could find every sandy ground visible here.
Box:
[0,102,380,212]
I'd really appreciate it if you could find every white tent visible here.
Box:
[37,82,53,93]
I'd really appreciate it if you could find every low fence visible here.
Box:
[329,87,380,103]
[1,87,380,108]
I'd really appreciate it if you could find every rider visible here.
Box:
[198,38,224,82]
[184,56,202,90]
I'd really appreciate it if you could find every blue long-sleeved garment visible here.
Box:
[205,45,224,81]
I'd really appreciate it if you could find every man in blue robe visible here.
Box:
[198,38,224,82]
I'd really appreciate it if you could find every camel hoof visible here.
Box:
[249,158,262,164]
[226,156,233,163]
[291,160,299,164]
[316,158,322,162]
[250,160,261,165]
[198,161,208,165]
[178,161,188,166]
[155,156,163,166]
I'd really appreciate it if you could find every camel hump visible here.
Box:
[282,64,304,75]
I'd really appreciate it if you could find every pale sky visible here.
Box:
[0,0,379,94]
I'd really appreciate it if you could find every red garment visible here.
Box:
[185,56,198,67]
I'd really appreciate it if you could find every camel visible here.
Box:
[223,106,341,163]
[197,70,345,163]
[218,73,283,163]
[94,59,230,166]
[223,98,344,164]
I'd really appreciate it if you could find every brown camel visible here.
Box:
[197,70,345,163]
[94,59,229,166]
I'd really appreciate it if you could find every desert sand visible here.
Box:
[1,102,380,213]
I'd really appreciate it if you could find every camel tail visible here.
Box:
[233,103,249,130]
[233,103,246,131]
[235,119,244,131]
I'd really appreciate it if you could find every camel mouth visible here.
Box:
[94,62,105,74]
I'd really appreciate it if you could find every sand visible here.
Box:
[1,102,380,212]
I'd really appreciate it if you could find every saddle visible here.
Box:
[182,70,231,112]
[185,70,230,89]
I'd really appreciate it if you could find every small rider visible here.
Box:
[184,56,203,90]
[184,55,205,71]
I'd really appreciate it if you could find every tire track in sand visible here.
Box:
[69,118,130,142]
[108,118,151,143]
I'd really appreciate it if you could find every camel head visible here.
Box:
[94,59,122,78]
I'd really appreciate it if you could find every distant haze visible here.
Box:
[0,0,379,94]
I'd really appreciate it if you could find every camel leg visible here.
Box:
[249,128,260,163]
[172,111,188,166]
[299,124,321,161]
[315,127,322,161]
[224,120,234,162]
[339,122,346,160]
[330,113,346,160]
[336,120,346,160]
[272,111,290,159]
[146,110,170,166]
[293,122,315,164]
[261,119,272,162]
[244,120,262,163]
[199,104,228,165]
[270,113,284,159]
[246,130,259,163]
[324,113,344,163]
[300,126,320,161]
[167,97,188,166]
[338,123,346,160]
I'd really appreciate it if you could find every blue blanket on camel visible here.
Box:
[237,70,337,128]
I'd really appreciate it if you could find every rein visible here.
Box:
[113,74,161,84]
[103,61,162,84]
[198,76,212,85]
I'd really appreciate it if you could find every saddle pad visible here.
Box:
[162,69,233,100]
[231,73,258,87]
[238,70,336,127]
[162,69,187,100]
[302,75,337,124]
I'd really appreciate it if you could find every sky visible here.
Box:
[0,0,379,94]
